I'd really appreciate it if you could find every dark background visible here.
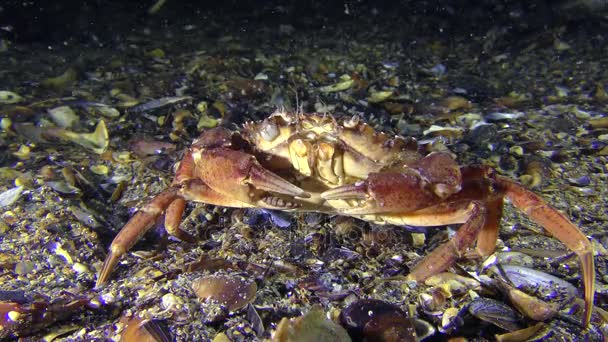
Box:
[1,0,606,45]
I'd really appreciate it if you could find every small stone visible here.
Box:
[412,233,425,247]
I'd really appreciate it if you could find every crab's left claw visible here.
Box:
[322,152,462,215]
[321,172,437,214]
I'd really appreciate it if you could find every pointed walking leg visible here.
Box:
[165,198,195,243]
[407,201,486,281]
[96,188,180,286]
[475,196,504,256]
[497,175,595,327]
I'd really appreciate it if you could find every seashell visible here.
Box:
[12,145,31,160]
[87,105,120,118]
[440,307,462,333]
[491,265,577,305]
[120,316,172,342]
[412,318,435,341]
[485,111,525,121]
[48,106,79,128]
[0,186,23,208]
[90,164,109,175]
[492,252,535,267]
[128,96,192,113]
[367,90,393,103]
[428,63,446,77]
[319,75,354,93]
[418,287,450,313]
[469,297,522,331]
[44,120,109,154]
[192,275,257,312]
[69,206,102,228]
[339,299,416,342]
[273,307,350,342]
[422,125,464,138]
[439,95,471,111]
[212,332,231,342]
[0,91,23,104]
[46,181,81,195]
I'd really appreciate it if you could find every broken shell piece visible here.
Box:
[192,275,257,312]
[13,145,31,160]
[87,105,120,118]
[45,120,109,154]
[422,125,464,138]
[319,75,354,93]
[0,91,23,104]
[367,89,393,103]
[440,307,461,333]
[48,106,79,128]
[90,164,109,175]
[485,112,525,121]
[439,96,472,111]
[0,186,23,208]
[120,316,172,342]
[272,307,351,342]
[424,272,480,289]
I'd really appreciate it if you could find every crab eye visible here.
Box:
[260,119,279,141]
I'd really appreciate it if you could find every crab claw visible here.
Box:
[196,148,310,203]
[321,172,438,215]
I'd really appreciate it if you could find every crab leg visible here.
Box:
[474,196,504,256]
[165,198,193,242]
[496,175,595,327]
[406,201,486,281]
[96,188,182,286]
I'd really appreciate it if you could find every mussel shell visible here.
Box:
[468,298,522,332]
[339,299,416,342]
[493,265,577,305]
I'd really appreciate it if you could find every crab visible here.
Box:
[96,111,595,327]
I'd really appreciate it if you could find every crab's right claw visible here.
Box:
[196,148,310,203]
